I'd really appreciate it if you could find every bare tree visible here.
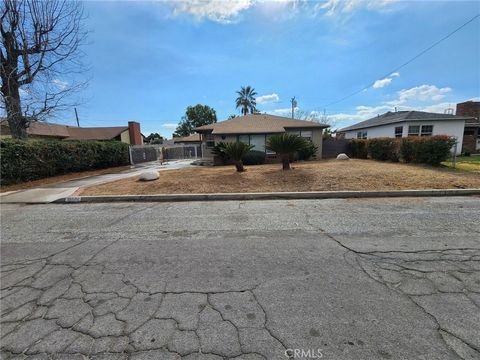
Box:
[0,0,88,139]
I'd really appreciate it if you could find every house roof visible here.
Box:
[0,119,71,138]
[338,111,475,132]
[194,114,329,135]
[64,126,128,140]
[173,133,201,143]
[0,119,128,140]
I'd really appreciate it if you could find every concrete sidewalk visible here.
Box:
[0,160,195,204]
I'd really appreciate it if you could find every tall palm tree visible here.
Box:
[235,86,257,115]
[266,133,309,170]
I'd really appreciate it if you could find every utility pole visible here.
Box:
[291,97,297,119]
[74,107,80,127]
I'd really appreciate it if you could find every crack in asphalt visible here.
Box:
[301,207,480,360]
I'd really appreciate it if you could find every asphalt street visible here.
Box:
[1,197,479,360]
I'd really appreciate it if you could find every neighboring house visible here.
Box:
[173,133,202,145]
[456,101,480,154]
[0,120,144,145]
[337,110,476,155]
[194,114,329,161]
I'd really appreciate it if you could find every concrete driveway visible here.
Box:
[0,160,195,204]
[1,197,479,359]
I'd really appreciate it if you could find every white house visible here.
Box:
[337,111,476,155]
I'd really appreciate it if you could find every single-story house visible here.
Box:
[456,101,480,154]
[194,113,329,162]
[173,133,202,145]
[337,110,477,155]
[0,120,144,145]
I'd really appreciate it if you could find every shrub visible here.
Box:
[367,138,397,161]
[266,133,309,170]
[348,139,368,159]
[400,136,455,165]
[223,142,254,172]
[211,142,229,162]
[0,139,129,185]
[242,150,266,165]
[297,142,318,161]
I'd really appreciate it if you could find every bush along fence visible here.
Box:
[348,136,456,166]
[1,139,129,185]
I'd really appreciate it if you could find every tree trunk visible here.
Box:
[2,77,28,139]
[281,154,291,170]
[1,31,28,139]
[234,160,245,172]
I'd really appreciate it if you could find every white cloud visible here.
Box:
[270,107,297,116]
[161,123,178,129]
[172,0,254,23]
[317,0,397,17]
[372,72,400,89]
[257,93,280,104]
[395,84,451,104]
[52,79,68,90]
[373,78,393,89]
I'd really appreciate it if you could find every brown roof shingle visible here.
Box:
[194,114,329,135]
[173,133,201,143]
[65,126,127,140]
[0,119,128,140]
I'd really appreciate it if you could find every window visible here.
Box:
[238,135,249,144]
[357,131,367,139]
[249,134,265,151]
[266,134,275,154]
[394,126,403,138]
[300,130,313,141]
[408,125,420,136]
[421,125,433,136]
[205,134,215,148]
[464,128,475,136]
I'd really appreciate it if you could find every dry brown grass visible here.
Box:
[80,159,480,196]
[1,165,133,193]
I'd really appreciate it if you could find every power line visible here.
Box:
[318,13,480,110]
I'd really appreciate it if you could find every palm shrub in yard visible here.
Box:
[212,142,229,162]
[223,142,254,172]
[266,133,308,170]
[297,141,318,161]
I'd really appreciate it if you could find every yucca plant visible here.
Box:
[266,133,309,170]
[223,142,254,172]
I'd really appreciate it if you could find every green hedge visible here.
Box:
[1,139,129,185]
[242,150,266,165]
[348,139,368,159]
[400,136,455,165]
[367,138,399,162]
[348,136,455,166]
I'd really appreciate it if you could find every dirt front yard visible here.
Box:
[80,159,480,195]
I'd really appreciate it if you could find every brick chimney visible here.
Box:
[456,101,480,119]
[128,121,143,145]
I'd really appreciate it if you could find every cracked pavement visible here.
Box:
[1,197,479,359]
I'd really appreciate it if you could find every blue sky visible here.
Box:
[60,0,479,137]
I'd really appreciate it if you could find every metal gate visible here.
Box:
[129,144,202,164]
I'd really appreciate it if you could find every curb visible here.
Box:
[56,189,480,203]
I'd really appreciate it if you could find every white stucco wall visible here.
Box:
[343,120,465,155]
